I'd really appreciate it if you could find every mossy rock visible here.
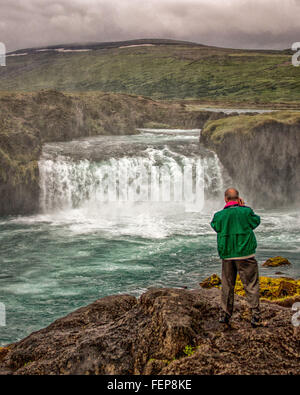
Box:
[199,274,221,288]
[262,256,292,267]
[199,273,300,306]
[235,275,300,299]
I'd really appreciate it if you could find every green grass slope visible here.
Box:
[201,111,300,144]
[1,39,299,105]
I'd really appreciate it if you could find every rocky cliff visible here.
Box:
[0,286,298,375]
[3,90,299,214]
[0,90,223,216]
[201,111,300,208]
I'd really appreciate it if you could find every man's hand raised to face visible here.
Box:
[238,197,245,206]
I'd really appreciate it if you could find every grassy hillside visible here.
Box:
[1,39,299,106]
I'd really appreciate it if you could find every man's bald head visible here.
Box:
[225,188,239,202]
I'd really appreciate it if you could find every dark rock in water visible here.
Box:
[263,256,292,267]
[0,287,299,375]
[199,274,221,288]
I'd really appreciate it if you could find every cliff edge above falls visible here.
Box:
[0,286,299,375]
[0,90,224,216]
[201,111,300,208]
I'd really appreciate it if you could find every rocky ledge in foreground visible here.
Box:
[0,287,299,375]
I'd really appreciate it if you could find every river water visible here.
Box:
[0,129,299,345]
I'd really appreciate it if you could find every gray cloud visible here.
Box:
[1,0,300,52]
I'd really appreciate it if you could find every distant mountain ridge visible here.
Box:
[7,38,204,55]
[1,38,299,105]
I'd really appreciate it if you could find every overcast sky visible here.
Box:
[1,0,300,52]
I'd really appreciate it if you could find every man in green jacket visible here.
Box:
[211,188,261,327]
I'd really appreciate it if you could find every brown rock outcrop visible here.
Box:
[263,256,292,267]
[199,274,221,288]
[0,287,299,375]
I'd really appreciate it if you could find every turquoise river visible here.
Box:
[0,129,299,345]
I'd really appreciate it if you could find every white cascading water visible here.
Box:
[38,146,225,214]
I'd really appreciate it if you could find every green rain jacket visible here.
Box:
[211,204,260,260]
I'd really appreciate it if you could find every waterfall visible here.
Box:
[38,145,226,214]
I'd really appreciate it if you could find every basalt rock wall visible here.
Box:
[201,112,300,208]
